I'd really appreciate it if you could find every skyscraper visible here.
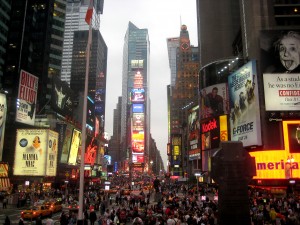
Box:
[120,22,150,170]
[168,25,199,177]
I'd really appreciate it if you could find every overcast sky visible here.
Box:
[101,0,198,168]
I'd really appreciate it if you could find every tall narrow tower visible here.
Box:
[120,22,150,171]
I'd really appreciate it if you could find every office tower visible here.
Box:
[61,0,103,84]
[0,0,11,88]
[120,22,150,170]
[167,37,180,87]
[168,25,199,177]
[70,29,107,136]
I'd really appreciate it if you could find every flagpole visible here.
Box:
[77,17,92,225]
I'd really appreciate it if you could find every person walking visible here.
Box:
[4,215,10,225]
[90,209,97,225]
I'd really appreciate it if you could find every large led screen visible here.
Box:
[60,124,73,163]
[200,83,229,119]
[13,129,58,176]
[51,76,73,116]
[16,70,38,126]
[228,60,262,146]
[130,89,145,103]
[132,104,144,113]
[132,113,144,129]
[131,130,144,155]
[84,136,98,165]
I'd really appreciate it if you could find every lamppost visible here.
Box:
[150,160,153,175]
[287,155,295,178]
[195,172,201,195]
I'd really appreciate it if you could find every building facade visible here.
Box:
[196,0,300,187]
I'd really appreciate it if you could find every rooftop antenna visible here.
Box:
[180,15,182,27]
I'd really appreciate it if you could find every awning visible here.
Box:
[0,178,11,191]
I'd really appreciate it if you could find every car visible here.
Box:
[21,205,52,220]
[121,189,131,195]
[44,201,63,213]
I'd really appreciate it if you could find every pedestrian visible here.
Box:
[36,217,43,225]
[45,216,54,225]
[60,211,69,225]
[4,215,10,225]
[3,197,8,209]
[18,218,24,225]
[90,209,97,225]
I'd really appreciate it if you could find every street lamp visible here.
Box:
[195,172,201,196]
[150,160,153,174]
[287,155,295,178]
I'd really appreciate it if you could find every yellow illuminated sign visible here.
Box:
[173,145,180,155]
[250,120,300,179]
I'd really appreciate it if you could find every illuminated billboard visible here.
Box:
[45,130,58,176]
[131,130,144,154]
[132,113,144,128]
[201,115,228,151]
[200,83,229,119]
[132,104,144,113]
[84,136,98,165]
[0,93,7,161]
[130,89,145,103]
[16,70,38,126]
[228,60,262,146]
[188,105,200,160]
[249,120,300,179]
[133,71,143,89]
[13,129,58,176]
[60,124,73,163]
[68,129,81,165]
[131,60,144,70]
[263,73,300,111]
[51,76,73,116]
[132,154,144,163]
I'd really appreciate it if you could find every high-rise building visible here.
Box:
[120,22,150,171]
[61,0,103,84]
[0,0,11,88]
[167,37,180,87]
[168,25,199,177]
[196,0,300,185]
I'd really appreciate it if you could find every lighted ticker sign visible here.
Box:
[249,120,300,179]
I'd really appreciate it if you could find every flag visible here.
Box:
[85,0,93,25]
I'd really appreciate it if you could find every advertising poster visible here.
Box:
[130,89,145,103]
[131,130,144,154]
[0,94,7,161]
[260,30,300,74]
[200,83,229,119]
[133,71,144,89]
[51,76,73,116]
[84,136,98,165]
[16,70,39,126]
[263,73,300,111]
[283,121,300,154]
[188,105,200,160]
[14,129,48,176]
[132,154,144,163]
[132,113,144,129]
[45,130,58,176]
[132,104,144,113]
[201,117,220,150]
[55,122,67,163]
[228,60,262,146]
[68,129,81,165]
[60,124,73,163]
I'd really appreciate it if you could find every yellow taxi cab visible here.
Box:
[44,200,63,213]
[21,205,52,220]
